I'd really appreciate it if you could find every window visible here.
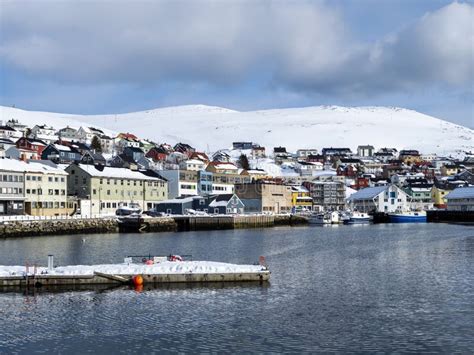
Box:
[48,177,53,182]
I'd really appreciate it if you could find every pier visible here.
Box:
[0,260,271,288]
[119,214,307,233]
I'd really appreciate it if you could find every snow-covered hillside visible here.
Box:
[1,104,472,155]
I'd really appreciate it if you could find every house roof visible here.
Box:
[70,164,164,181]
[348,186,387,200]
[157,196,202,204]
[116,153,136,164]
[18,137,48,146]
[0,158,67,175]
[445,186,474,200]
[83,151,106,162]
[207,162,238,170]
[0,125,16,132]
[125,146,145,153]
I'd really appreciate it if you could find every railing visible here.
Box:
[0,213,116,222]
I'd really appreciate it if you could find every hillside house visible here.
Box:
[41,144,82,164]
[357,145,375,157]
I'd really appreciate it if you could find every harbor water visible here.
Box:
[0,224,473,353]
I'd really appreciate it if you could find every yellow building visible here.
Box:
[440,164,458,176]
[291,186,313,210]
[431,185,449,208]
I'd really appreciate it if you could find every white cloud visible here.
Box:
[0,1,472,96]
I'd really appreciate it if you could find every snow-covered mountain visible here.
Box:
[1,104,472,155]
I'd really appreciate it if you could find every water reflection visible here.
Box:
[0,224,473,353]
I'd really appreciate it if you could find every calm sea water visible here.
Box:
[0,224,473,353]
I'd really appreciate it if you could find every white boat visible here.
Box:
[343,211,372,224]
[308,213,331,225]
[116,203,142,216]
[388,210,427,223]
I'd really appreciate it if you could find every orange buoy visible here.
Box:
[132,275,143,286]
[134,284,144,293]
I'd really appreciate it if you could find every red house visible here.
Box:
[145,146,169,162]
[16,137,48,156]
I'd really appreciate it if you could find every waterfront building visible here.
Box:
[291,186,313,210]
[235,181,292,214]
[160,169,198,198]
[65,164,168,214]
[24,161,69,216]
[347,184,410,213]
[207,194,245,214]
[303,180,346,211]
[445,187,474,211]
[0,158,25,215]
[0,159,69,216]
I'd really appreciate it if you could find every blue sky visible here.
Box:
[0,0,473,128]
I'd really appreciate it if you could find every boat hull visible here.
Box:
[344,218,371,225]
[388,214,427,223]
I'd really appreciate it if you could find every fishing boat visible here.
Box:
[308,213,332,225]
[343,211,372,224]
[388,210,427,223]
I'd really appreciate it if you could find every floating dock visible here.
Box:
[0,260,270,288]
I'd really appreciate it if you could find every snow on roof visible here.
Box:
[209,162,238,170]
[348,186,387,200]
[345,186,358,198]
[209,200,228,207]
[157,196,200,204]
[53,144,71,151]
[184,159,205,165]
[73,164,163,181]
[0,158,67,175]
[291,186,309,193]
[445,186,474,200]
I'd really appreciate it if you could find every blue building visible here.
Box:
[198,170,213,195]
[41,144,81,164]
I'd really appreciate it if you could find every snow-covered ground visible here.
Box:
[1,104,472,155]
[0,261,266,277]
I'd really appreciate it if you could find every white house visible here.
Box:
[57,126,78,141]
[295,161,324,176]
[179,159,206,172]
[0,125,20,139]
[30,125,57,143]
[445,187,474,211]
[296,149,319,158]
[348,184,410,213]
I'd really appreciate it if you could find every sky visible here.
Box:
[0,0,473,128]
